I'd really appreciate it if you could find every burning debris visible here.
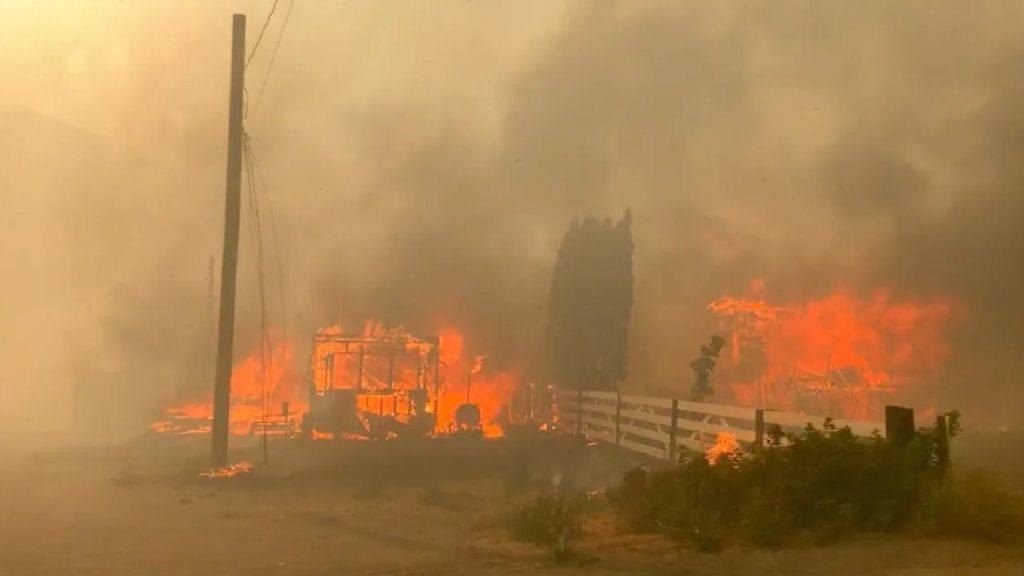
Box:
[304,323,442,440]
[149,334,302,437]
[200,460,254,479]
[149,320,519,442]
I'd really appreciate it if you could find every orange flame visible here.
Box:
[435,324,515,437]
[152,321,519,440]
[150,329,305,436]
[471,354,486,375]
[705,432,740,465]
[708,281,959,419]
[200,460,253,479]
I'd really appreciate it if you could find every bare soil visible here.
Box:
[2,431,1022,576]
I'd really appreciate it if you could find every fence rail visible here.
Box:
[552,388,887,462]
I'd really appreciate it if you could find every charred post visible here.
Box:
[885,405,916,448]
[754,408,765,454]
[936,413,952,481]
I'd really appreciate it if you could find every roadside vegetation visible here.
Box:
[511,413,1024,556]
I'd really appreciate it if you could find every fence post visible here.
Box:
[885,405,915,448]
[754,409,765,454]
[526,382,534,422]
[936,413,952,482]
[668,398,679,463]
[576,388,583,438]
[615,390,622,445]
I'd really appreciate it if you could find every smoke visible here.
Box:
[2,1,1023,440]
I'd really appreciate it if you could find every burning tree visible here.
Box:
[544,211,634,391]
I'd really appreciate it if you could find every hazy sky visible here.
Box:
[3,0,1023,439]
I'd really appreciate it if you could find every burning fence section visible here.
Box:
[707,281,958,420]
[149,320,519,440]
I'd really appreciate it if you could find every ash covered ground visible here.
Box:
[2,430,1022,576]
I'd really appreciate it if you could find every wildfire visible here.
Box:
[200,460,254,479]
[310,430,335,441]
[436,327,516,438]
[707,280,958,420]
[149,330,304,437]
[471,355,486,375]
[150,320,519,441]
[705,432,740,465]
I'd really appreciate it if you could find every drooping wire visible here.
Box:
[243,138,288,351]
[242,132,271,465]
[252,0,297,116]
[245,0,282,71]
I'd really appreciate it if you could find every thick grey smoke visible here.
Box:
[3,1,1023,441]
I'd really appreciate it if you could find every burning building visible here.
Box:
[706,281,958,420]
[149,320,519,441]
[303,324,442,439]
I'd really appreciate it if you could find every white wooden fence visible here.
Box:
[552,388,886,462]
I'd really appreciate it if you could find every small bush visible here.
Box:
[606,414,1014,551]
[511,492,583,560]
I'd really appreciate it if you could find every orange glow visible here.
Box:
[200,460,254,479]
[434,322,517,437]
[310,430,335,440]
[152,320,518,440]
[150,329,305,437]
[310,322,437,397]
[705,432,740,464]
[708,281,959,420]
[471,354,486,375]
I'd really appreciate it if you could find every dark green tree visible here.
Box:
[545,211,634,391]
[690,335,727,401]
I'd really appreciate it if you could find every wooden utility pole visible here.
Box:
[205,255,216,346]
[211,14,246,469]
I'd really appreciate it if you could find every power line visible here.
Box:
[243,132,271,465]
[245,0,282,71]
[253,0,297,115]
[242,134,292,465]
[245,138,289,349]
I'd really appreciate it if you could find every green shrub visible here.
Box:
[510,492,583,560]
[606,414,1004,551]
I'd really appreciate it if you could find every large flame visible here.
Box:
[150,330,303,436]
[310,321,517,437]
[707,280,959,419]
[436,326,516,437]
[150,320,519,439]
[705,432,740,465]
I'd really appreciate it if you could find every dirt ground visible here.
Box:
[2,431,1022,576]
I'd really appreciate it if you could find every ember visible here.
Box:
[200,460,254,479]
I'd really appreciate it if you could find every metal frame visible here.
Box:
[305,332,442,437]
